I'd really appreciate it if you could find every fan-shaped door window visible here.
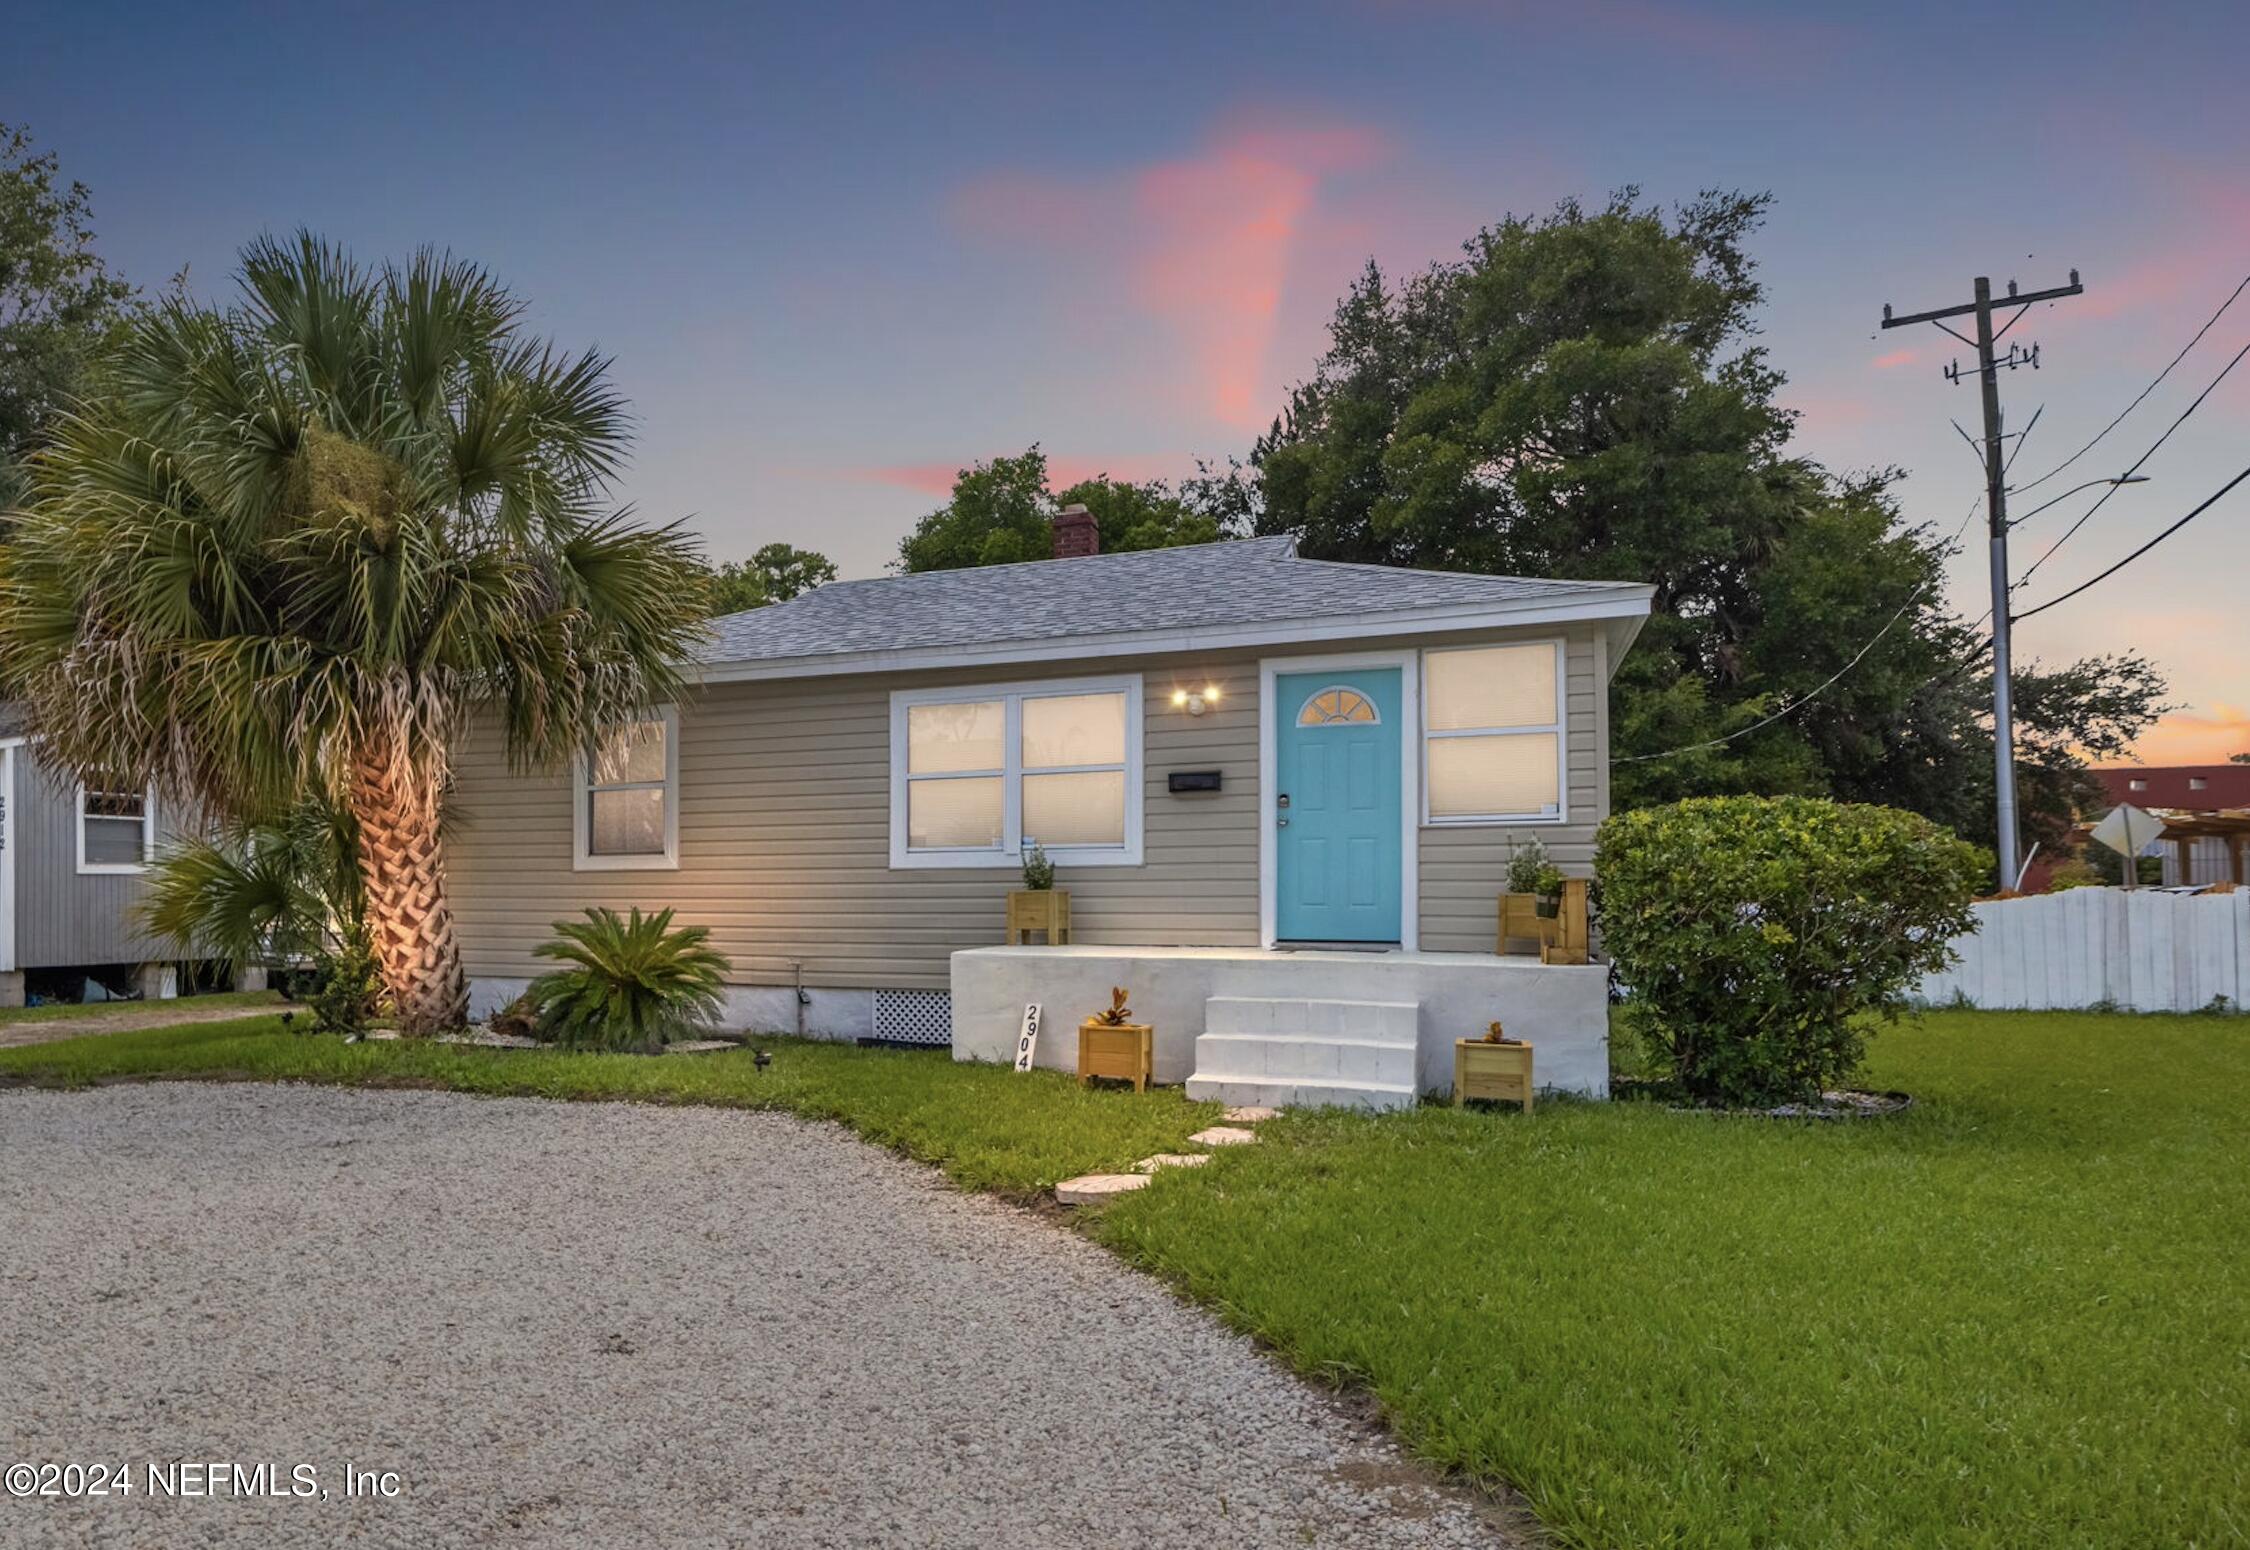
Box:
[1297,686,1380,726]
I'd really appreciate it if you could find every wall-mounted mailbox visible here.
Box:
[1167,770,1222,794]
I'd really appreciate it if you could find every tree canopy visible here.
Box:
[706,542,837,613]
[1250,190,2163,850]
[0,122,137,511]
[896,444,1224,571]
[0,233,710,1029]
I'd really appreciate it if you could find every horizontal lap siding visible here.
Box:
[449,624,1613,989]
[450,655,1263,991]
[14,746,168,968]
[1418,630,1605,954]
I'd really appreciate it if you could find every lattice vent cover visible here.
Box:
[872,989,953,1046]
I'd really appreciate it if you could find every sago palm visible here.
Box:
[527,906,730,1052]
[0,234,712,1032]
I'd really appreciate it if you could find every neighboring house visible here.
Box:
[2090,765,2250,886]
[449,517,1653,1105]
[0,706,191,1006]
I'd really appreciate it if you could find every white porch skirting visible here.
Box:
[949,945,1611,1099]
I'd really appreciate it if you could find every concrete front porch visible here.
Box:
[951,944,1610,1105]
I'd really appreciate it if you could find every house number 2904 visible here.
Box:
[1014,1004,1041,1073]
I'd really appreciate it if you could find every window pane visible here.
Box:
[85,789,147,820]
[1427,733,1560,818]
[591,721,666,786]
[1426,644,1558,731]
[589,787,666,855]
[908,700,1004,774]
[1021,692,1126,769]
[1298,687,1377,726]
[908,776,1004,849]
[84,815,147,865]
[1023,770,1126,847]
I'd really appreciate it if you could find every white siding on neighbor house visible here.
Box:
[448,623,1613,991]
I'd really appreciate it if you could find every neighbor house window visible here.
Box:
[78,782,155,873]
[573,707,679,870]
[2189,777,2208,792]
[890,676,1143,868]
[2129,778,2148,792]
[1422,642,1565,823]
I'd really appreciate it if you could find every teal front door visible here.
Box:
[1275,668,1403,943]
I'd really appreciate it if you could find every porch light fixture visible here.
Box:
[1172,685,1221,716]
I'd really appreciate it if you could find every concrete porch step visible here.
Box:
[1204,996,1418,1040]
[1184,1074,1417,1112]
[1191,1031,1417,1086]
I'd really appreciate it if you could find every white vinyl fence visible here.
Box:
[1916,887,2250,1013]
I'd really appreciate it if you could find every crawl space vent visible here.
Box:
[868,989,952,1049]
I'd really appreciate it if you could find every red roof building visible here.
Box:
[2085,766,2250,887]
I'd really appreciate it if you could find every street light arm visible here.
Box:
[2005,474,2149,529]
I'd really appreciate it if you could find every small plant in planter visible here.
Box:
[1021,840,1055,892]
[1455,1020,1533,1110]
[1077,986,1153,1092]
[1507,838,1567,917]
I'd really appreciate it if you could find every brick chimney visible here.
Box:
[1051,503,1100,559]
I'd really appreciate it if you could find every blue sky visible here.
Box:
[10,0,2247,756]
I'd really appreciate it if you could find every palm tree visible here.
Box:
[0,234,711,1032]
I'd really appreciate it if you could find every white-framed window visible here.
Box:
[78,781,156,874]
[889,675,1143,869]
[2189,777,2208,792]
[1420,640,1566,824]
[573,706,679,871]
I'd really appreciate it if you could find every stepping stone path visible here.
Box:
[1132,1153,1211,1173]
[1054,1173,1150,1204]
[1057,1105,1272,1204]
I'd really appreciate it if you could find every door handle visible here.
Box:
[1277,817,1290,827]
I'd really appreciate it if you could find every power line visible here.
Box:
[2016,333,2250,584]
[2012,464,2250,623]
[1611,492,1980,764]
[2012,273,2250,493]
[1880,269,2084,890]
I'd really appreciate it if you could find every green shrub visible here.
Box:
[526,906,730,1053]
[2045,857,2102,891]
[1596,796,1987,1105]
[308,923,384,1035]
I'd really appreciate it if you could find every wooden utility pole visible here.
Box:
[1883,270,2084,890]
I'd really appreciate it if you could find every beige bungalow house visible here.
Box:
[449,514,1652,1106]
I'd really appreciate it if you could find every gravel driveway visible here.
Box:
[0,1085,1518,1549]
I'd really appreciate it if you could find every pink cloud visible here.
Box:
[1782,390,1873,431]
[1872,348,1918,370]
[950,111,1408,429]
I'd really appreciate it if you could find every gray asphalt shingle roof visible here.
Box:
[702,536,1643,667]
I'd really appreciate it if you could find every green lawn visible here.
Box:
[0,988,284,1025]
[2,1009,2241,1547]
[1098,1010,2249,1549]
[0,1019,1216,1194]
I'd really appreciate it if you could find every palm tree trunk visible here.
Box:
[348,741,467,1034]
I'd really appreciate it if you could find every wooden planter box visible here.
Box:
[1496,878,1590,964]
[1006,888,1072,945]
[1454,1038,1534,1112]
[1078,1020,1153,1092]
